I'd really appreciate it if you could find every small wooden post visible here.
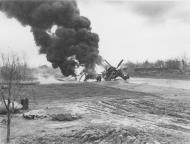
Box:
[21,98,29,110]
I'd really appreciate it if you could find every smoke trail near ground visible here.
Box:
[0,0,101,76]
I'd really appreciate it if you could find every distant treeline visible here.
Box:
[124,58,190,74]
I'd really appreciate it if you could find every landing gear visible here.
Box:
[96,75,102,82]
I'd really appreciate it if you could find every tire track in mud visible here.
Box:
[6,82,190,144]
[31,82,190,144]
[74,92,190,144]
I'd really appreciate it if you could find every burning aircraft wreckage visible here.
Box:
[0,0,129,82]
[80,59,130,82]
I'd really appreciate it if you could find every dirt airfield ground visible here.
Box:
[1,80,190,144]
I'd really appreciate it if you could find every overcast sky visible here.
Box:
[0,0,190,67]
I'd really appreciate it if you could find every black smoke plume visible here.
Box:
[0,0,101,76]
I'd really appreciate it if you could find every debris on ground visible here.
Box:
[51,113,82,121]
[23,109,48,120]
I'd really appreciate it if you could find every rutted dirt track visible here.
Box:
[1,81,190,144]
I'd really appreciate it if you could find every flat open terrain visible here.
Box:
[1,80,190,144]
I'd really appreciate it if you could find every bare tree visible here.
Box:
[0,53,28,143]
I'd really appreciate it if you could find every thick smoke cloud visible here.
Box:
[0,0,101,76]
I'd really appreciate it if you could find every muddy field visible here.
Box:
[1,80,190,144]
